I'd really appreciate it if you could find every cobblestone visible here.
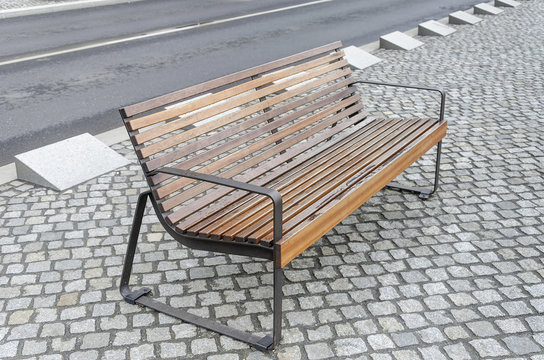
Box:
[1,1,544,359]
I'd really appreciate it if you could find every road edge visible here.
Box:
[0,2,505,186]
[0,0,146,19]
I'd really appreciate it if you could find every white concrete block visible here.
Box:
[379,31,424,51]
[495,0,520,7]
[474,3,504,15]
[342,46,382,69]
[449,11,483,25]
[418,20,456,36]
[15,133,130,191]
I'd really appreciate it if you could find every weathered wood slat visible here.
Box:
[278,121,447,267]
[158,96,362,212]
[169,111,373,229]
[207,119,421,241]
[138,63,351,159]
[144,78,354,173]
[193,118,402,239]
[129,51,345,136]
[246,119,435,242]
[120,41,343,118]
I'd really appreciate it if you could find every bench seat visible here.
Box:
[166,117,445,267]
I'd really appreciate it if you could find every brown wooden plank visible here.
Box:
[128,51,345,135]
[145,78,354,173]
[185,115,387,239]
[138,63,352,159]
[244,119,434,241]
[279,121,447,267]
[156,94,361,209]
[170,111,373,229]
[194,118,403,239]
[159,98,363,214]
[271,120,440,242]
[121,41,343,118]
[212,119,418,240]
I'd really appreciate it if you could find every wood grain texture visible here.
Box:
[121,41,343,118]
[279,121,447,267]
[129,52,345,137]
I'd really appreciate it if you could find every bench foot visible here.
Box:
[386,183,432,199]
[120,190,283,351]
[386,141,442,199]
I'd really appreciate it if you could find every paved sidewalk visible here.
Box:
[1,1,543,359]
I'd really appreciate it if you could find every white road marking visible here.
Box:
[0,0,333,67]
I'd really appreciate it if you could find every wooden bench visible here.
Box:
[119,41,446,351]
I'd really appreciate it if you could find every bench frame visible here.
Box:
[119,76,445,351]
[118,40,446,350]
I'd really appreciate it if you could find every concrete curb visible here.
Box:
[0,1,520,187]
[0,0,145,19]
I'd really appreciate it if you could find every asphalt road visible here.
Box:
[0,0,481,166]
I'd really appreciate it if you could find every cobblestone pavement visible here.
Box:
[1,0,544,359]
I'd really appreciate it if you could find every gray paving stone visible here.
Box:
[129,344,155,360]
[503,336,541,355]
[159,342,187,358]
[191,338,217,355]
[469,338,509,357]
[305,343,334,360]
[334,338,367,356]
[80,332,110,349]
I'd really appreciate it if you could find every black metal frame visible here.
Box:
[120,168,284,351]
[352,80,445,199]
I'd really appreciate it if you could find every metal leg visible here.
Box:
[273,254,283,348]
[119,191,283,351]
[386,140,442,199]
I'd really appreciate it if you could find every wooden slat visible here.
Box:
[145,78,354,173]
[278,121,447,267]
[156,90,359,203]
[129,51,345,135]
[169,112,373,229]
[194,118,399,240]
[121,41,343,118]
[158,96,362,212]
[243,119,434,241]
[138,63,351,159]
[206,119,417,240]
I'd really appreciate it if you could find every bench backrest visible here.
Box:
[120,41,366,228]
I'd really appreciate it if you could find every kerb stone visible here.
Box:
[380,31,423,51]
[449,11,483,25]
[15,133,129,192]
[418,20,456,36]
[343,46,382,69]
[495,0,520,7]
[474,3,504,15]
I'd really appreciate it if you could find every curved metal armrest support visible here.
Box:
[152,167,283,244]
[352,80,446,123]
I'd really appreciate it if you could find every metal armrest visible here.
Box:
[352,80,446,123]
[152,167,283,244]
